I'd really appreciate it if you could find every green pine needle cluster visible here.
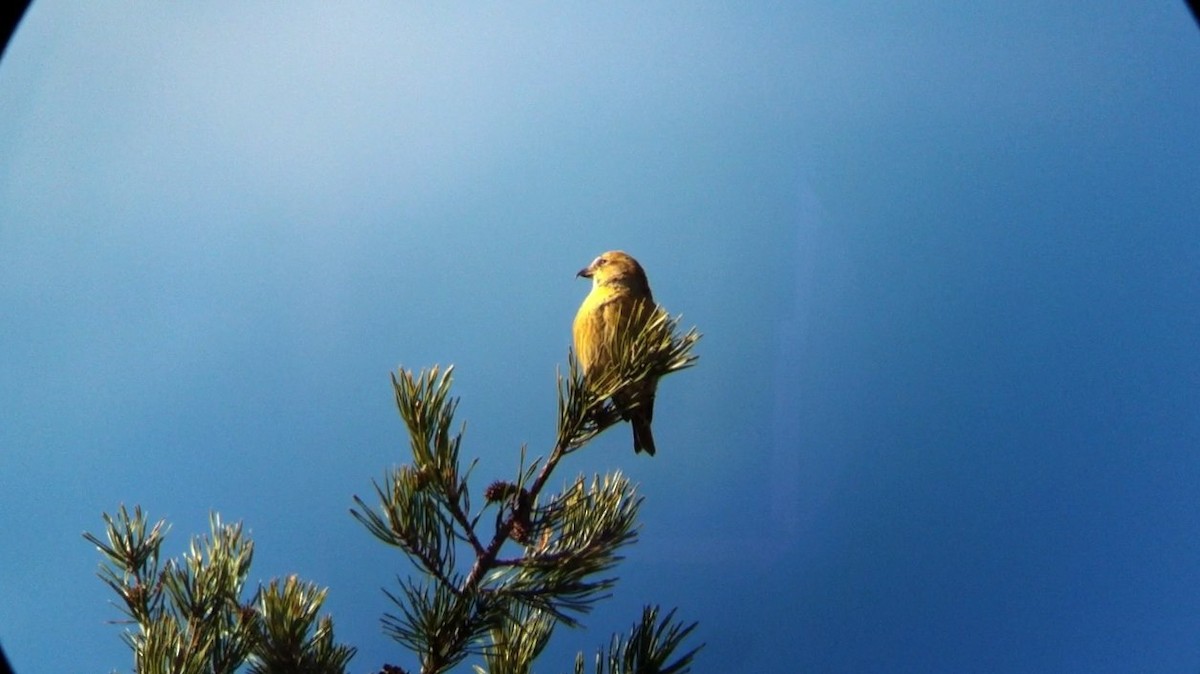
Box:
[84,506,355,674]
[573,606,703,674]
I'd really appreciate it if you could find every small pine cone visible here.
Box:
[485,480,514,502]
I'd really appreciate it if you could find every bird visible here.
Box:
[573,250,659,455]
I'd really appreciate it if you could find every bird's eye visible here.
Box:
[596,257,608,266]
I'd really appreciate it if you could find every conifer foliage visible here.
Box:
[87,310,701,674]
[84,506,355,674]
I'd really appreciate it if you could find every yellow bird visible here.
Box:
[573,250,659,455]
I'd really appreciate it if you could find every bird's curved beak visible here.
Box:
[576,265,593,279]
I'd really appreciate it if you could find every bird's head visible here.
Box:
[577,251,650,292]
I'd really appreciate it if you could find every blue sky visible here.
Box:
[2,3,1199,672]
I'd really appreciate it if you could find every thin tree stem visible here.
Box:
[460,441,565,592]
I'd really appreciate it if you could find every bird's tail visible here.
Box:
[632,417,656,456]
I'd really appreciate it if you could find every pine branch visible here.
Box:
[251,576,357,674]
[574,606,704,674]
[483,473,640,626]
[473,604,556,674]
[355,310,701,674]
[85,507,355,674]
[82,504,169,626]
